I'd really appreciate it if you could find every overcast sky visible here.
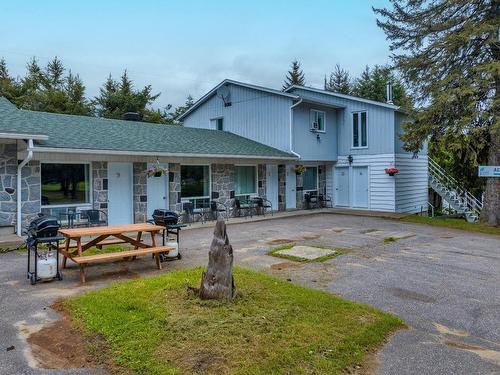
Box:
[0,0,393,109]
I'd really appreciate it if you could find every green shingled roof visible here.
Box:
[0,97,295,159]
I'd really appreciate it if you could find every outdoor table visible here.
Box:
[58,223,170,282]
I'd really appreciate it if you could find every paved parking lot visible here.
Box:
[1,213,499,374]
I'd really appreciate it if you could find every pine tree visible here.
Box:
[374,0,500,225]
[167,94,195,124]
[282,60,305,90]
[325,64,351,94]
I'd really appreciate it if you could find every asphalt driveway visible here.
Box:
[1,213,499,374]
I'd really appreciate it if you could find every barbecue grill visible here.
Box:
[26,215,64,285]
[149,209,186,261]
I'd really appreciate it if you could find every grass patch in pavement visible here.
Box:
[65,267,404,375]
[267,243,343,262]
[401,215,500,236]
[383,236,398,244]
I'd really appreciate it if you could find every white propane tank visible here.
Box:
[165,239,179,258]
[37,251,57,279]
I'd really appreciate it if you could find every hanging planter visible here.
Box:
[145,161,168,178]
[384,167,399,176]
[294,165,306,175]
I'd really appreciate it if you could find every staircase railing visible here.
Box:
[428,158,483,215]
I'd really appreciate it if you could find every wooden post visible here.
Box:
[199,218,235,300]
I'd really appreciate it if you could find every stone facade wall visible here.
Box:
[133,163,147,223]
[0,143,18,227]
[278,164,286,211]
[211,164,235,208]
[318,164,327,195]
[258,164,266,198]
[92,162,108,220]
[20,160,41,230]
[296,171,304,209]
[168,163,182,212]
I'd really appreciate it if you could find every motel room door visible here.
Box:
[146,163,169,219]
[108,162,134,225]
[266,164,279,211]
[334,167,349,207]
[285,164,296,209]
[352,166,369,208]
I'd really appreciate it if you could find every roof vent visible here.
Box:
[123,112,142,121]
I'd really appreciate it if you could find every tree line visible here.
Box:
[0,56,193,124]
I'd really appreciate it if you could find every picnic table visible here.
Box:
[58,223,175,283]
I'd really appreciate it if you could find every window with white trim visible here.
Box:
[181,165,210,209]
[352,111,367,148]
[235,166,257,197]
[211,117,224,131]
[303,167,318,192]
[310,110,325,132]
[41,163,91,206]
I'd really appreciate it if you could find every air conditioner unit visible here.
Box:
[310,122,319,131]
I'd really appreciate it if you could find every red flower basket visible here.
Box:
[385,167,399,176]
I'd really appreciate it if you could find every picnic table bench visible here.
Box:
[58,223,175,283]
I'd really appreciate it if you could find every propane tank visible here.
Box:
[37,251,57,279]
[165,239,179,258]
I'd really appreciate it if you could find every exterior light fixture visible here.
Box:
[348,155,353,164]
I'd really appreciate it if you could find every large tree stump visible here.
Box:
[199,218,235,300]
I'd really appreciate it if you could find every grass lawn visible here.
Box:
[401,215,500,236]
[267,243,343,263]
[65,267,404,375]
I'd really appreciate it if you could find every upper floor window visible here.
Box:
[352,111,367,148]
[310,110,325,132]
[211,117,224,131]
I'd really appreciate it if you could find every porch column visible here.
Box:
[0,143,18,228]
[296,172,304,209]
[211,164,235,208]
[278,164,286,211]
[168,163,182,212]
[258,164,266,198]
[133,163,147,223]
[92,161,108,216]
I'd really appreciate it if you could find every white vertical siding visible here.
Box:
[182,84,293,152]
[336,154,396,212]
[395,154,428,213]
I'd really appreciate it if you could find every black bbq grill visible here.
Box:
[26,215,64,285]
[149,209,186,261]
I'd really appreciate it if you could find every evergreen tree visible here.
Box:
[282,60,305,90]
[374,0,500,225]
[325,64,351,94]
[167,94,194,123]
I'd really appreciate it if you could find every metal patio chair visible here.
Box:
[80,209,108,227]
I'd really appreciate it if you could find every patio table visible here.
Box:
[58,223,172,282]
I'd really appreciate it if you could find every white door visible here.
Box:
[146,163,169,219]
[285,164,296,209]
[335,167,349,207]
[266,164,279,211]
[108,162,133,225]
[352,166,369,208]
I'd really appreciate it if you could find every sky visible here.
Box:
[0,0,393,109]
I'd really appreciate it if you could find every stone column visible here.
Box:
[168,163,182,212]
[92,161,108,217]
[21,160,41,231]
[278,164,286,211]
[0,143,18,227]
[258,164,266,198]
[133,163,147,223]
[296,172,304,209]
[211,164,235,208]
[319,165,327,195]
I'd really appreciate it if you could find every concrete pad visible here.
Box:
[276,245,336,260]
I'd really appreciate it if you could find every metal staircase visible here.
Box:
[428,158,483,223]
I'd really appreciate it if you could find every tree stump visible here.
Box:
[199,218,235,300]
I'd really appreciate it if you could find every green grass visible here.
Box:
[65,267,404,375]
[267,243,343,263]
[82,244,131,256]
[401,215,500,236]
[383,236,398,244]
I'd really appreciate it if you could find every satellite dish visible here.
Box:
[216,85,232,107]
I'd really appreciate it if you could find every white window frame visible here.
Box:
[351,111,368,149]
[180,164,212,209]
[210,117,224,131]
[234,164,258,198]
[310,109,326,133]
[302,166,319,193]
[40,161,93,209]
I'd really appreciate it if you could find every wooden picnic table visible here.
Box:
[58,223,174,283]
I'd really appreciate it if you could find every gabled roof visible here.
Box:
[0,97,296,160]
[284,85,401,110]
[178,79,299,121]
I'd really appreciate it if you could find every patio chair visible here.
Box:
[180,202,203,224]
[209,200,229,220]
[80,209,108,227]
[252,197,273,216]
[233,198,253,218]
[318,194,333,208]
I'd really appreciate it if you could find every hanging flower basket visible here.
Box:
[384,167,399,176]
[294,165,306,175]
[145,162,168,178]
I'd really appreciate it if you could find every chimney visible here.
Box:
[386,81,394,105]
[123,112,141,121]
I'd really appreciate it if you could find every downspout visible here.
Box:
[289,98,303,159]
[17,139,34,235]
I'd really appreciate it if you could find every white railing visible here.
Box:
[428,158,483,214]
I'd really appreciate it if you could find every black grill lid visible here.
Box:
[152,209,179,226]
[28,216,60,238]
